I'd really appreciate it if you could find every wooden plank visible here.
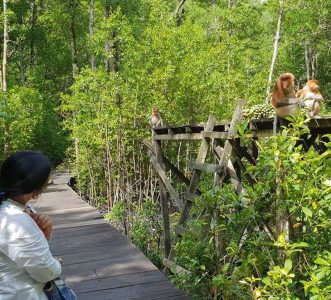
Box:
[200,131,227,139]
[154,133,204,140]
[143,139,202,195]
[51,223,118,239]
[56,245,139,266]
[215,146,250,205]
[155,140,172,259]
[49,230,125,250]
[188,161,222,173]
[62,253,158,283]
[76,280,189,300]
[69,270,166,293]
[216,100,245,178]
[37,173,187,299]
[177,115,217,228]
[150,156,184,210]
[212,101,245,258]
[252,137,258,162]
[53,218,105,229]
[152,116,331,139]
[163,259,191,275]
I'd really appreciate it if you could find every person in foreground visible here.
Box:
[0,151,62,300]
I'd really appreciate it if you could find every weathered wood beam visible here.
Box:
[252,137,259,162]
[154,133,203,140]
[142,139,202,195]
[215,100,245,180]
[150,156,184,210]
[154,131,227,141]
[212,101,245,258]
[154,141,171,258]
[214,146,248,198]
[188,161,222,173]
[177,115,217,228]
[231,152,257,185]
[163,258,191,275]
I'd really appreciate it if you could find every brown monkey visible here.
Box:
[150,108,163,127]
[271,73,304,118]
[296,80,323,117]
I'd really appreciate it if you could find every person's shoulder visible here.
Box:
[2,206,40,235]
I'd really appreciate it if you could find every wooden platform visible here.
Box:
[152,116,331,140]
[35,173,190,300]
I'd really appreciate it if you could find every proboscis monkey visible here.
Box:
[150,108,163,127]
[296,80,323,117]
[271,73,304,118]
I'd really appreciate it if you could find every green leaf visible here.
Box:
[284,259,292,272]
[302,207,313,217]
[314,258,330,266]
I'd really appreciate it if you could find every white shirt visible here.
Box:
[0,199,61,300]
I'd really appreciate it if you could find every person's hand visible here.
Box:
[55,257,63,265]
[30,213,53,241]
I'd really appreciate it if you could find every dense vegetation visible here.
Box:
[0,0,330,299]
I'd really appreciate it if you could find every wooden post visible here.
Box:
[212,100,245,257]
[155,140,171,258]
[252,136,258,164]
[177,115,217,228]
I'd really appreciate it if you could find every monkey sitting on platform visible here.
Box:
[149,108,163,127]
[296,80,324,117]
[271,73,305,118]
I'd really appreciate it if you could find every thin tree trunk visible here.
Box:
[105,123,113,209]
[311,52,317,79]
[30,1,37,67]
[227,0,232,103]
[304,41,310,80]
[19,39,26,86]
[266,0,284,99]
[2,0,9,154]
[89,0,96,69]
[275,155,289,263]
[104,1,112,72]
[2,0,9,92]
[70,2,78,79]
[175,0,186,25]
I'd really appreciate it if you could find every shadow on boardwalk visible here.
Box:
[35,172,190,300]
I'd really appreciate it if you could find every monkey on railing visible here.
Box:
[149,108,163,127]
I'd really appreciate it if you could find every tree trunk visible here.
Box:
[30,1,38,67]
[19,39,26,86]
[70,1,79,79]
[89,0,96,69]
[266,0,284,99]
[175,0,186,25]
[104,1,112,72]
[304,41,310,80]
[311,52,318,79]
[2,0,9,92]
[227,0,232,103]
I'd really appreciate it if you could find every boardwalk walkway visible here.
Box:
[35,172,189,300]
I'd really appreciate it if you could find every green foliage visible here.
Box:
[130,199,163,267]
[302,251,331,299]
[1,1,331,298]
[169,116,331,299]
[0,87,68,164]
[106,199,163,267]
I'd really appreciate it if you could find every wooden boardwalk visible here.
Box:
[35,173,190,300]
